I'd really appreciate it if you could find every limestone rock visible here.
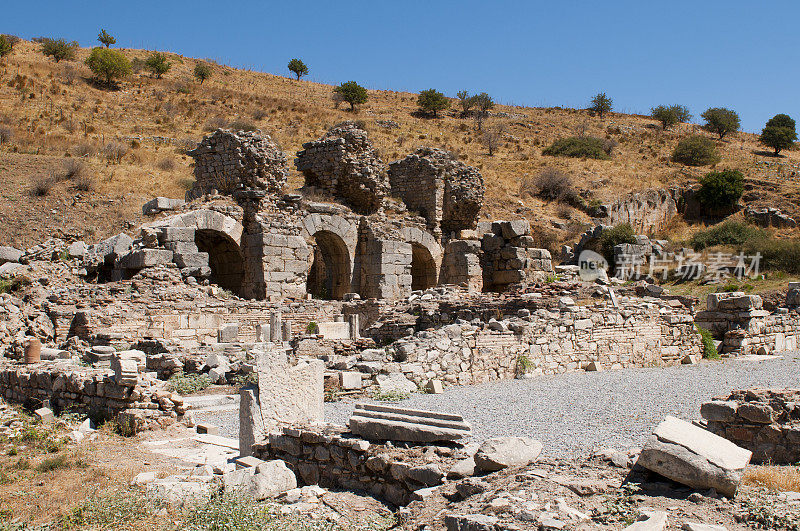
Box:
[223,459,297,500]
[444,514,499,531]
[636,416,752,497]
[623,510,668,530]
[0,246,23,265]
[348,403,471,443]
[473,436,543,472]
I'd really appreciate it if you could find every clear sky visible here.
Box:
[3,1,797,132]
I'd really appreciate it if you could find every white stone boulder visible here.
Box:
[636,416,752,497]
[473,436,543,472]
[222,459,296,500]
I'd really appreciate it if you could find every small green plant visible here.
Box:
[324,388,342,402]
[287,58,308,80]
[334,80,368,111]
[417,88,451,117]
[145,52,172,79]
[595,483,641,526]
[589,92,613,118]
[543,136,613,160]
[373,389,410,402]
[194,62,212,84]
[591,223,636,267]
[35,454,70,473]
[231,372,258,389]
[41,38,79,62]
[0,35,13,60]
[306,321,318,334]
[516,354,535,375]
[696,325,719,360]
[702,107,740,139]
[651,104,692,130]
[168,373,212,395]
[737,496,800,531]
[671,135,720,166]
[689,220,763,251]
[85,47,132,86]
[695,169,744,214]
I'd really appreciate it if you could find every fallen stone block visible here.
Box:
[348,403,471,443]
[376,372,417,394]
[444,514,499,531]
[700,401,738,423]
[234,455,265,469]
[636,415,752,497]
[473,436,543,472]
[117,249,173,269]
[339,371,363,390]
[584,361,603,372]
[681,354,698,365]
[196,423,219,435]
[142,196,185,216]
[223,460,296,500]
[424,379,444,394]
[623,510,668,530]
[34,407,54,424]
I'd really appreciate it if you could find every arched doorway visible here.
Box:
[307,230,351,300]
[195,229,244,296]
[411,243,437,291]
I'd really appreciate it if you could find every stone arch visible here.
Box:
[401,226,442,290]
[301,213,358,300]
[173,210,245,295]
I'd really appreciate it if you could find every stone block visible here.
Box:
[348,403,471,443]
[339,371,363,390]
[218,323,239,343]
[196,423,219,435]
[0,246,23,264]
[159,226,195,243]
[474,436,543,472]
[636,415,751,497]
[142,197,185,216]
[118,249,174,269]
[700,401,738,423]
[174,252,209,268]
[34,407,54,424]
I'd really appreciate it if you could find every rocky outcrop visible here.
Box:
[296,122,388,214]
[388,147,484,234]
[745,206,797,228]
[187,129,289,198]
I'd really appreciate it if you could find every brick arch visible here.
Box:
[173,209,244,247]
[301,214,358,300]
[300,214,357,259]
[401,226,442,289]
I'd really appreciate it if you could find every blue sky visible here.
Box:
[3,1,797,132]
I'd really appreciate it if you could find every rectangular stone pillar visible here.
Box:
[348,314,360,340]
[282,320,293,342]
[270,311,282,342]
[256,323,271,342]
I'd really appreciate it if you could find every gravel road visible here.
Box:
[208,352,800,457]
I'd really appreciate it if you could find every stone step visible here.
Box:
[356,403,465,422]
[351,406,471,432]
[183,394,239,409]
[348,402,471,443]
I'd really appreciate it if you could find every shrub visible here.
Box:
[0,35,13,60]
[85,48,131,86]
[696,169,744,213]
[590,92,613,118]
[671,135,720,166]
[229,119,258,132]
[41,38,78,62]
[72,143,96,157]
[35,454,70,473]
[334,81,368,111]
[73,173,95,192]
[373,389,410,402]
[651,104,692,130]
[97,29,116,48]
[0,126,13,145]
[417,88,450,117]
[760,114,797,155]
[702,107,740,139]
[287,58,308,80]
[30,175,54,196]
[696,325,719,359]
[480,127,502,156]
[595,223,636,266]
[542,136,612,160]
[193,62,212,84]
[456,90,473,113]
[156,158,176,171]
[62,159,85,181]
[470,92,494,119]
[168,373,212,395]
[145,52,171,79]
[528,168,577,203]
[690,220,763,251]
[747,236,800,275]
[103,142,128,164]
[306,321,318,334]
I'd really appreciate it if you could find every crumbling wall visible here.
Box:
[695,292,800,355]
[607,187,688,234]
[440,239,483,292]
[186,129,289,199]
[295,122,388,214]
[388,147,484,234]
[479,220,553,290]
[701,389,800,464]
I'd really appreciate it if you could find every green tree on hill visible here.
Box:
[334,81,368,111]
[760,113,797,155]
[651,104,692,130]
[97,29,116,48]
[417,89,450,117]
[590,92,613,118]
[287,58,308,80]
[41,38,78,62]
[85,47,131,86]
[145,52,172,79]
[0,35,12,60]
[457,90,473,114]
[194,62,212,84]
[701,107,740,139]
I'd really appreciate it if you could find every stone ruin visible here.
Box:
[388,147,484,235]
[186,129,289,199]
[295,122,389,214]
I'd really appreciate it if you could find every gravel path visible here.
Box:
[207,352,800,457]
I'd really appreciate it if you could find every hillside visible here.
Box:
[1,39,800,250]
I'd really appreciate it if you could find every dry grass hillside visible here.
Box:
[2,39,800,250]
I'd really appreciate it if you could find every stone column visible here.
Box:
[348,314,360,340]
[270,311,282,342]
[282,320,293,342]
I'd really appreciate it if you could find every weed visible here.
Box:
[306,321,318,334]
[516,353,535,375]
[736,494,800,531]
[595,483,641,526]
[168,372,213,395]
[696,325,719,359]
[372,389,410,402]
[35,454,69,472]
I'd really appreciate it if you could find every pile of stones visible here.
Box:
[295,122,389,214]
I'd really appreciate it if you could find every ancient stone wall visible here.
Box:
[0,362,183,428]
[389,301,700,386]
[186,129,289,199]
[388,148,484,234]
[701,389,800,464]
[440,239,483,292]
[606,187,688,234]
[253,425,455,506]
[295,122,388,214]
[479,220,553,290]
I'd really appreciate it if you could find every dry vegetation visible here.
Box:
[2,39,800,250]
[745,465,800,493]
